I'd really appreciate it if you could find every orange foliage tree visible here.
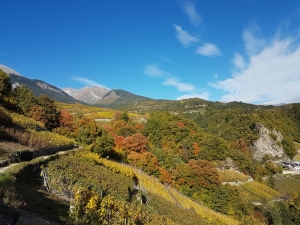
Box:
[59,109,73,128]
[171,160,221,195]
[159,167,173,185]
[123,133,148,153]
[29,105,47,125]
[186,160,220,189]
[127,151,159,175]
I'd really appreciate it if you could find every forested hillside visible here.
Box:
[1,68,300,224]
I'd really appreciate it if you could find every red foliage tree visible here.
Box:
[135,123,144,131]
[174,160,220,191]
[238,138,250,156]
[59,109,73,128]
[101,123,114,135]
[123,133,148,153]
[114,135,125,149]
[29,105,47,124]
[127,151,159,174]
[159,167,173,185]
[193,142,200,156]
[177,121,185,128]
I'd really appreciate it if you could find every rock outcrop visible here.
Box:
[250,123,290,162]
[218,157,238,170]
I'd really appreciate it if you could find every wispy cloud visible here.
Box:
[72,76,110,89]
[163,77,195,92]
[242,24,266,56]
[144,64,208,100]
[159,55,171,62]
[178,1,202,26]
[232,53,246,70]
[143,64,169,77]
[173,25,221,57]
[212,29,300,105]
[196,43,221,57]
[174,25,199,47]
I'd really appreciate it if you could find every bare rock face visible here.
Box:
[250,123,289,162]
[63,86,110,105]
[218,157,238,170]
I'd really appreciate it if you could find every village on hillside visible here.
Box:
[282,161,300,174]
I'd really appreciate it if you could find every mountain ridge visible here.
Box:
[63,86,111,104]
[63,86,152,106]
[0,64,21,76]
[0,64,151,106]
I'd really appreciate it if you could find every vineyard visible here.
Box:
[68,151,240,225]
[273,174,300,199]
[240,181,281,201]
[11,112,45,129]
[55,102,143,121]
[218,169,250,182]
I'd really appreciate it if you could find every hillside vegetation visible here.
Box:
[1,68,300,224]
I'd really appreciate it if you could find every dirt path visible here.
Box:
[0,149,79,225]
[0,148,79,174]
[0,162,19,173]
[16,209,62,225]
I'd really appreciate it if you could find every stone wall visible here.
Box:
[9,145,75,162]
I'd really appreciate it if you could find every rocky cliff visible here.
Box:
[250,123,290,162]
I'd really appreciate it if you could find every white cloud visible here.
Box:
[179,1,202,26]
[213,36,300,105]
[174,25,199,47]
[163,77,195,92]
[72,76,110,89]
[196,43,221,57]
[242,25,266,56]
[159,55,171,62]
[143,64,169,77]
[214,73,218,79]
[144,64,207,100]
[232,53,246,70]
[177,92,209,100]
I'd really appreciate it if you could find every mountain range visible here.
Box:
[0,65,151,107]
[63,86,151,106]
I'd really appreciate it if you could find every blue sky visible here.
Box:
[1,0,300,105]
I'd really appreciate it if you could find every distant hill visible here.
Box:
[9,74,82,104]
[0,65,82,104]
[97,89,152,106]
